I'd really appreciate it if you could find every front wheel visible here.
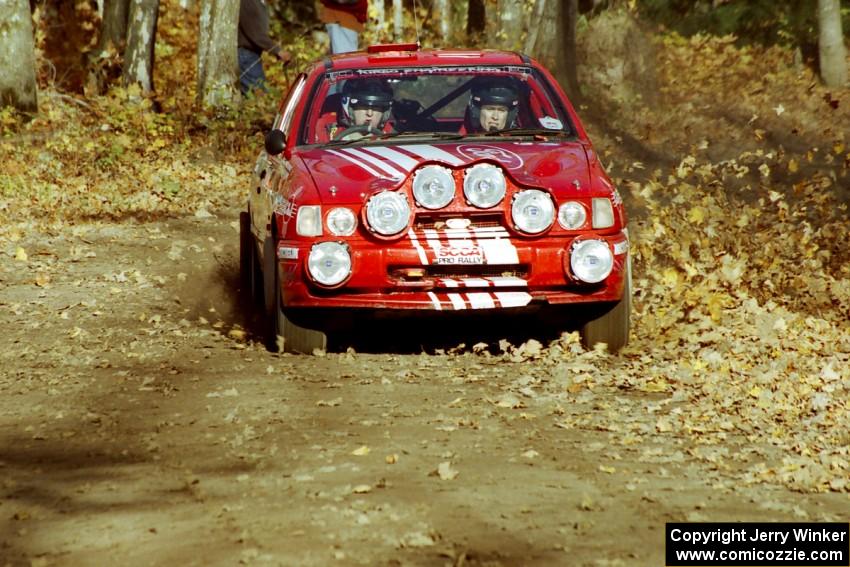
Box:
[239,211,252,297]
[580,256,631,354]
[262,237,328,354]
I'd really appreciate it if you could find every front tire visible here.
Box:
[262,237,328,354]
[580,256,631,354]
[239,211,252,298]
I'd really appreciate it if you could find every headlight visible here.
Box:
[558,201,587,230]
[412,165,455,209]
[296,205,322,237]
[307,242,351,286]
[365,191,410,236]
[592,198,615,229]
[511,189,555,234]
[570,239,613,283]
[326,207,357,236]
[463,163,506,208]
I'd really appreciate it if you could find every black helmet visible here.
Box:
[468,78,520,131]
[340,78,394,127]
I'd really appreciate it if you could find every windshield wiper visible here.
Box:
[465,128,568,138]
[378,131,465,141]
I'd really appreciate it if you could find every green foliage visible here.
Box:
[636,0,849,52]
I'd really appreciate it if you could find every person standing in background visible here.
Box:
[239,0,292,94]
[318,0,368,54]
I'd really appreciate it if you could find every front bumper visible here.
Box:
[278,230,629,311]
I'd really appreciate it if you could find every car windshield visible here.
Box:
[300,66,574,146]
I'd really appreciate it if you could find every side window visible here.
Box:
[273,74,308,137]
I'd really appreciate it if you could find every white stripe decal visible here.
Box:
[342,148,404,179]
[460,278,490,288]
[440,278,460,288]
[407,229,429,265]
[424,228,443,257]
[480,239,520,264]
[486,277,528,287]
[427,292,442,310]
[326,149,385,178]
[364,146,419,172]
[473,227,511,238]
[466,292,496,309]
[494,291,533,308]
[446,238,476,250]
[446,293,466,310]
[403,144,464,167]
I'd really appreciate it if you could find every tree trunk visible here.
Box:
[467,0,485,40]
[122,0,159,93]
[559,0,580,99]
[393,0,403,41]
[436,0,450,42]
[0,0,38,112]
[818,0,847,87]
[527,0,558,68]
[524,0,547,54]
[491,0,523,50]
[374,0,386,42]
[99,0,130,53]
[197,0,239,107]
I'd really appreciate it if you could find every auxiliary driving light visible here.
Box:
[570,239,614,283]
[307,241,352,286]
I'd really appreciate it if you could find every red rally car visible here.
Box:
[239,44,631,354]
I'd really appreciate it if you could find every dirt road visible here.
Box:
[1,215,847,567]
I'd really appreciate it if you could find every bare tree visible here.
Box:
[818,0,847,87]
[122,0,160,93]
[0,0,38,112]
[197,0,239,107]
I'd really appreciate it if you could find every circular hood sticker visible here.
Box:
[457,145,524,170]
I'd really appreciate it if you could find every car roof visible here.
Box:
[321,45,529,72]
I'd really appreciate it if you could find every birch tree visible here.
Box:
[197,0,239,107]
[122,0,159,93]
[373,0,386,42]
[524,0,547,54]
[0,0,38,112]
[393,0,403,41]
[435,0,450,42]
[489,0,523,50]
[817,0,847,87]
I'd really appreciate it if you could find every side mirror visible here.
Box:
[264,129,286,156]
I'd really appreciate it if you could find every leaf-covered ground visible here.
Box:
[1,7,849,566]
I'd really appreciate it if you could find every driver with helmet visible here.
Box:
[462,78,520,134]
[322,78,394,141]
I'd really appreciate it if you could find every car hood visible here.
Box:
[297,141,593,202]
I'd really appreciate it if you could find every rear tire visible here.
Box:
[262,237,328,354]
[580,256,631,354]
